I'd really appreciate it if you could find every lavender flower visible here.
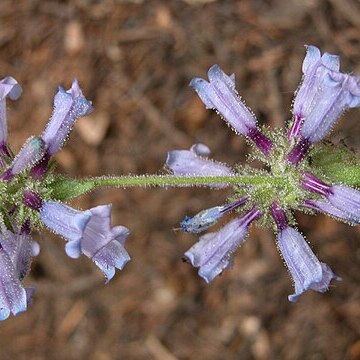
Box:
[31,79,94,178]
[66,204,130,282]
[23,194,130,282]
[287,46,360,164]
[271,202,339,302]
[42,80,94,156]
[0,77,131,319]
[190,65,273,155]
[289,46,340,140]
[184,207,261,283]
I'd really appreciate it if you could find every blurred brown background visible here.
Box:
[0,0,360,359]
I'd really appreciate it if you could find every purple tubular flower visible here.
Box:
[76,205,130,282]
[29,79,94,179]
[271,202,339,302]
[302,172,360,222]
[41,79,94,156]
[0,244,27,320]
[1,137,45,181]
[38,201,130,281]
[166,145,234,188]
[290,45,360,144]
[190,65,273,155]
[181,196,249,233]
[289,46,339,140]
[185,207,261,283]
[0,77,22,154]
[31,80,93,178]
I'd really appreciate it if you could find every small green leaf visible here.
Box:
[48,176,96,201]
[311,144,360,187]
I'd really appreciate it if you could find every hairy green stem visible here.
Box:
[90,174,287,188]
[49,174,290,201]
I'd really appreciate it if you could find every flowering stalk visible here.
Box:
[91,174,287,188]
[0,45,359,320]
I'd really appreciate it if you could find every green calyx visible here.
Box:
[0,166,57,231]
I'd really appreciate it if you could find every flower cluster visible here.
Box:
[0,45,358,320]
[167,46,360,301]
[0,78,130,319]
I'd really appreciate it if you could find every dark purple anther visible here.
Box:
[302,172,332,196]
[247,128,274,156]
[270,202,288,231]
[288,114,304,141]
[23,191,43,211]
[286,138,310,165]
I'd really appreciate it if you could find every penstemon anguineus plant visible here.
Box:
[0,45,359,319]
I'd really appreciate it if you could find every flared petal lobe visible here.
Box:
[42,79,94,156]
[80,205,130,282]
[91,226,130,281]
[278,227,339,302]
[185,208,261,283]
[39,201,130,281]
